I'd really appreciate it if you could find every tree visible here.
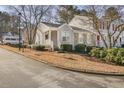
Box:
[82,5,124,48]
[58,5,81,23]
[0,11,11,41]
[104,6,124,47]
[9,5,53,44]
[0,11,21,37]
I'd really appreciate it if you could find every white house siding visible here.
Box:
[73,29,96,47]
[35,23,49,45]
[69,15,94,33]
[58,24,74,49]
[69,15,97,46]
[35,30,43,45]
[35,23,59,49]
[120,31,124,45]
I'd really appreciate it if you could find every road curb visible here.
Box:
[1,46,124,76]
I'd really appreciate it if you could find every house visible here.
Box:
[35,22,61,49]
[97,16,124,47]
[35,15,124,50]
[35,15,97,50]
[1,32,23,44]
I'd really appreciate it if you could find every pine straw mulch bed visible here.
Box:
[1,45,124,75]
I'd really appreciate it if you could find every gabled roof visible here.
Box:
[42,22,61,28]
[69,15,94,31]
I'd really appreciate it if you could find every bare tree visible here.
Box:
[9,5,52,44]
[0,11,11,41]
[82,5,124,48]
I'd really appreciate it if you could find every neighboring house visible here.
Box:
[97,16,124,47]
[35,15,124,50]
[1,32,23,44]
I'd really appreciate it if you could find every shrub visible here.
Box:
[121,44,124,48]
[114,48,124,65]
[61,44,72,52]
[99,49,107,58]
[86,46,94,54]
[116,48,124,56]
[90,47,124,66]
[9,44,22,48]
[34,45,45,51]
[104,48,118,62]
[75,44,86,53]
[90,48,101,58]
[9,44,27,48]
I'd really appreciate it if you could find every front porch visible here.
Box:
[43,30,58,50]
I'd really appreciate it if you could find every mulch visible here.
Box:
[1,45,124,75]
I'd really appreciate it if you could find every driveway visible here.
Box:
[0,48,124,88]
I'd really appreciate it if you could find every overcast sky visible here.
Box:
[0,5,8,11]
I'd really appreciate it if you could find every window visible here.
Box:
[6,38,11,40]
[62,31,70,42]
[62,36,69,41]
[11,38,16,40]
[45,32,49,40]
[97,35,100,41]
[79,37,83,42]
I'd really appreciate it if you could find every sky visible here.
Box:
[0,5,84,12]
[0,5,8,12]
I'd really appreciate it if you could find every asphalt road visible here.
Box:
[0,48,124,88]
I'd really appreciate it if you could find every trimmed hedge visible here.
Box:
[33,45,45,51]
[9,44,27,48]
[75,44,86,53]
[61,44,72,52]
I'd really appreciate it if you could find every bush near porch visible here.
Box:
[90,48,124,66]
[75,44,86,53]
[61,44,73,52]
[33,45,45,51]
[75,44,93,54]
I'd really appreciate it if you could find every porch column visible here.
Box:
[49,30,54,51]
[49,30,51,45]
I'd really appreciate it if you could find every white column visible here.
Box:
[49,30,51,45]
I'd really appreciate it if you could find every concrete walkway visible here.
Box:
[0,48,124,88]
